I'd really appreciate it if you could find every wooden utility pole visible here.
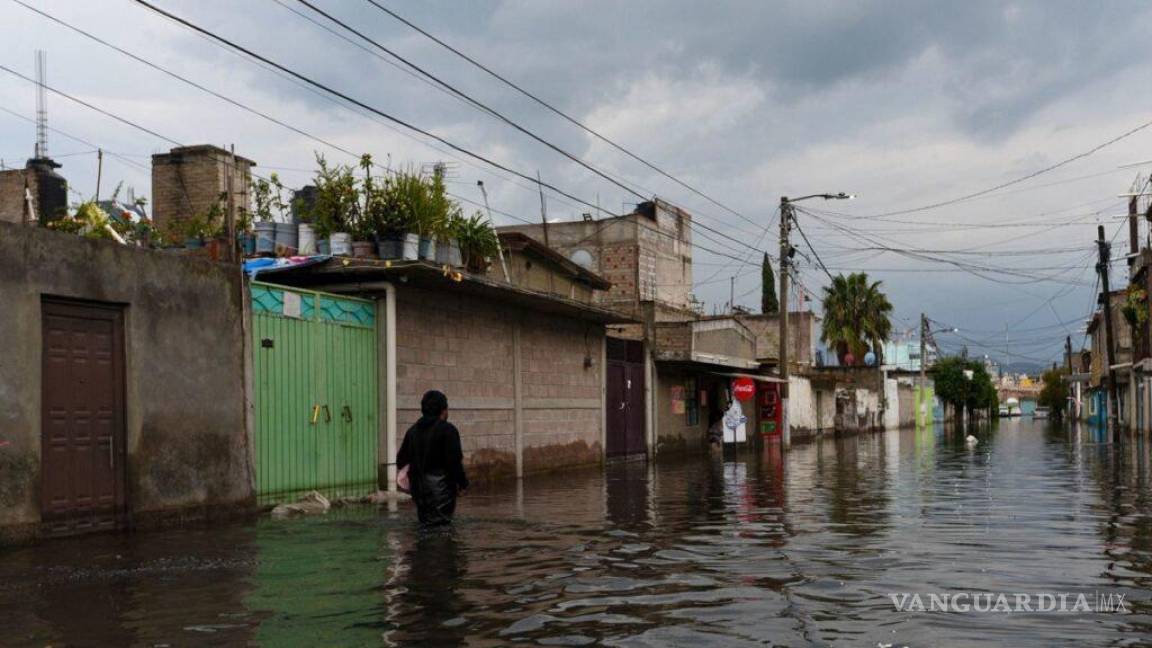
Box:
[536,170,549,247]
[919,313,929,427]
[778,197,792,447]
[1065,335,1073,373]
[226,144,237,263]
[1097,224,1121,441]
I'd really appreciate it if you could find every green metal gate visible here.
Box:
[250,282,378,504]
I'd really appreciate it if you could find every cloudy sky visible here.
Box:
[4,0,1152,366]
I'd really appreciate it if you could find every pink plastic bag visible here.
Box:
[396,465,411,494]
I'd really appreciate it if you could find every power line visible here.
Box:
[361,0,764,231]
[790,211,833,281]
[293,0,651,203]
[860,115,1152,219]
[128,0,622,217]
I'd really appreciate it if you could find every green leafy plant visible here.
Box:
[1122,285,1147,329]
[302,154,357,233]
[820,272,893,365]
[455,211,500,272]
[251,173,288,223]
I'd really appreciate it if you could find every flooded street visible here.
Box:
[2,418,1151,647]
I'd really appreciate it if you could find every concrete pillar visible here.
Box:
[513,315,524,478]
[381,283,397,492]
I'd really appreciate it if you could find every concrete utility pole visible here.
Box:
[920,312,929,426]
[777,192,853,448]
[778,197,793,447]
[1097,224,1121,442]
[730,276,735,314]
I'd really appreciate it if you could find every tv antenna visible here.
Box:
[34,50,47,159]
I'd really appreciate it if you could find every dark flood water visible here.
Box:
[3,418,1152,646]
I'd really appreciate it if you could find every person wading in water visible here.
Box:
[397,390,469,526]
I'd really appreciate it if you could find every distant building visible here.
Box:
[0,157,67,225]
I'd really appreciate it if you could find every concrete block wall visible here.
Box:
[0,168,34,224]
[393,286,605,483]
[520,317,603,473]
[152,145,253,236]
[0,223,253,543]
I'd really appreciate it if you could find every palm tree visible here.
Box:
[820,272,893,366]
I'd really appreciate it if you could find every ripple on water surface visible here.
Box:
[0,420,1150,646]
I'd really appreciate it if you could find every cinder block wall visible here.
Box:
[0,168,34,224]
[393,286,605,483]
[151,145,253,235]
[0,223,253,543]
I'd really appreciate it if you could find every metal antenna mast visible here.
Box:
[34,50,47,158]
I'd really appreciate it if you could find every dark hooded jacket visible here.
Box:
[397,416,468,525]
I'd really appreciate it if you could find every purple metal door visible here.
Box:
[41,299,126,535]
[606,338,646,458]
[606,361,628,456]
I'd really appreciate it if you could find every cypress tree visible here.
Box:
[761,252,779,314]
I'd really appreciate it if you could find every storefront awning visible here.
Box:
[712,371,786,384]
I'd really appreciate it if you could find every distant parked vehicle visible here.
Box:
[1033,406,1049,419]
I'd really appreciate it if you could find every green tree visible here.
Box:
[1038,368,1068,419]
[932,356,998,421]
[761,252,779,314]
[820,272,893,365]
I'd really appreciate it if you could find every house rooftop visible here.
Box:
[251,257,636,324]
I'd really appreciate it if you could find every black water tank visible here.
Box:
[27,157,67,223]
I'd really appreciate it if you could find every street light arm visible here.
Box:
[782,192,854,204]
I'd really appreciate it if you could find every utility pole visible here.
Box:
[730,276,735,314]
[1097,224,1121,442]
[1065,335,1072,373]
[95,148,103,201]
[778,197,792,448]
[536,170,549,248]
[919,313,929,427]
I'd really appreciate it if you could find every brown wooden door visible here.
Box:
[41,299,126,535]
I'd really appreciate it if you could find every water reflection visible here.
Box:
[1,419,1151,646]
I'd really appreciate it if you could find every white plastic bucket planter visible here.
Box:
[298,223,317,255]
[402,233,419,260]
[330,232,353,256]
[254,222,276,255]
[273,222,298,256]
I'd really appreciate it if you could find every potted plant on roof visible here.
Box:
[349,154,378,259]
[370,175,407,260]
[391,167,426,261]
[251,177,278,255]
[427,165,458,264]
[305,153,357,256]
[439,211,465,267]
[235,206,255,256]
[457,211,500,274]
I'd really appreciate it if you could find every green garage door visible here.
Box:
[251,282,378,505]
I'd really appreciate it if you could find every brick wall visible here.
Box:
[394,286,604,482]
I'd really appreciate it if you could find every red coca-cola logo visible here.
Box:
[733,377,756,401]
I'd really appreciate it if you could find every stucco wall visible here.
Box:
[790,376,819,435]
[884,378,900,430]
[393,286,604,483]
[0,223,253,542]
